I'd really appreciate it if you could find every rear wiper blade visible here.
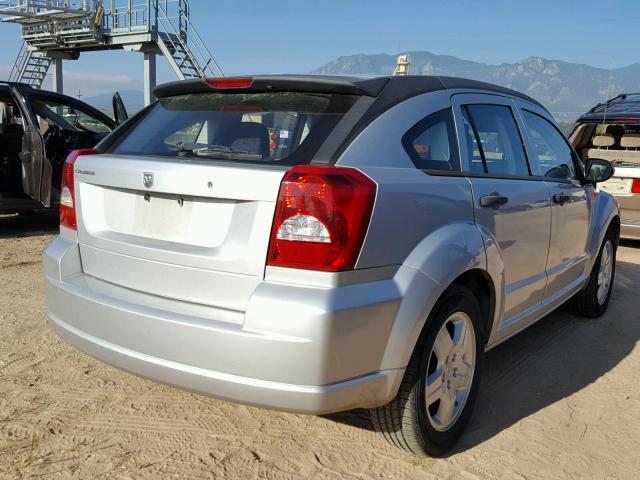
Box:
[174,142,263,160]
[174,141,195,157]
[194,145,262,160]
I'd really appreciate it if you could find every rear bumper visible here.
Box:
[49,314,400,414]
[620,220,640,240]
[613,194,640,240]
[44,236,409,414]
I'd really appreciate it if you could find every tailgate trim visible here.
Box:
[80,243,259,312]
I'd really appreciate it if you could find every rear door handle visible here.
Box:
[552,193,571,205]
[480,194,509,208]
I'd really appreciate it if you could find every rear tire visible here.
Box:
[565,229,617,318]
[369,285,483,456]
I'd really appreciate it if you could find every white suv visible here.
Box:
[571,93,640,239]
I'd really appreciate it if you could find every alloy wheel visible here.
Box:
[597,240,614,305]
[425,311,476,432]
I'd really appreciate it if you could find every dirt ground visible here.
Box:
[0,213,639,480]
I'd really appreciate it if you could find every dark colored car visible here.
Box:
[0,82,127,213]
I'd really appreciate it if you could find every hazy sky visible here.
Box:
[0,0,638,97]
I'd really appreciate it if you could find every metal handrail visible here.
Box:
[2,0,224,86]
[0,0,99,16]
[9,39,27,81]
[156,0,223,77]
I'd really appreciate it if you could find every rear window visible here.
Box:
[589,122,640,146]
[111,92,359,164]
[582,121,640,168]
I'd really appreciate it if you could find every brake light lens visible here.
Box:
[632,178,640,194]
[206,77,253,89]
[59,149,97,230]
[267,166,377,271]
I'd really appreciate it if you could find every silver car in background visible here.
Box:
[44,75,619,456]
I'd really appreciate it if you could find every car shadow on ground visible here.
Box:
[326,259,640,455]
[0,212,59,239]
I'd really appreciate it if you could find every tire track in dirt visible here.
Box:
[0,226,639,479]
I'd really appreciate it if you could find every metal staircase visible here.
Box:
[0,1,223,101]
[9,40,52,86]
[155,0,222,79]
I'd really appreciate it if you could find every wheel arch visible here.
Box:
[585,192,621,275]
[380,222,502,372]
[451,269,495,344]
[610,214,620,246]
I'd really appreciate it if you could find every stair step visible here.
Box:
[157,26,217,79]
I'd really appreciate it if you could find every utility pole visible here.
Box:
[77,89,83,100]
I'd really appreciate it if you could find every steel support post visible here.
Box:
[143,51,157,105]
[51,58,63,93]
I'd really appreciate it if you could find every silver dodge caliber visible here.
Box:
[44,75,620,456]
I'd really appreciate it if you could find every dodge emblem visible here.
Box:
[143,172,154,189]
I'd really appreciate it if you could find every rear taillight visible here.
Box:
[632,178,640,194]
[59,149,97,230]
[267,166,377,272]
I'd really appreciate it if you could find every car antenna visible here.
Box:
[601,67,614,135]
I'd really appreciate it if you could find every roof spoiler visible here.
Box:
[154,75,390,99]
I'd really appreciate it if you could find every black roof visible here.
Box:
[578,93,640,122]
[154,74,545,109]
[0,81,37,92]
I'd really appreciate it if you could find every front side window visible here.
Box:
[523,110,577,181]
[31,98,111,134]
[112,92,358,165]
[463,104,530,176]
[403,108,460,172]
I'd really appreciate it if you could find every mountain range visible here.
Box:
[83,90,145,115]
[80,52,640,123]
[311,52,640,122]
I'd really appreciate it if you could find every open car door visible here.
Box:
[11,87,50,206]
[113,92,128,125]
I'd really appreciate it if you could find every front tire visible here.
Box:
[369,285,483,456]
[565,229,617,318]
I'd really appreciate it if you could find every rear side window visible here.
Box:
[403,108,460,172]
[463,104,530,176]
[111,92,359,165]
[523,110,577,180]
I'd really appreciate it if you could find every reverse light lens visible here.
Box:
[59,185,73,209]
[267,166,377,272]
[277,214,331,243]
[59,149,98,230]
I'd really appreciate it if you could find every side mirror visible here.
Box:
[585,158,614,184]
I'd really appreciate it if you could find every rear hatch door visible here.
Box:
[75,155,285,316]
[74,83,370,317]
